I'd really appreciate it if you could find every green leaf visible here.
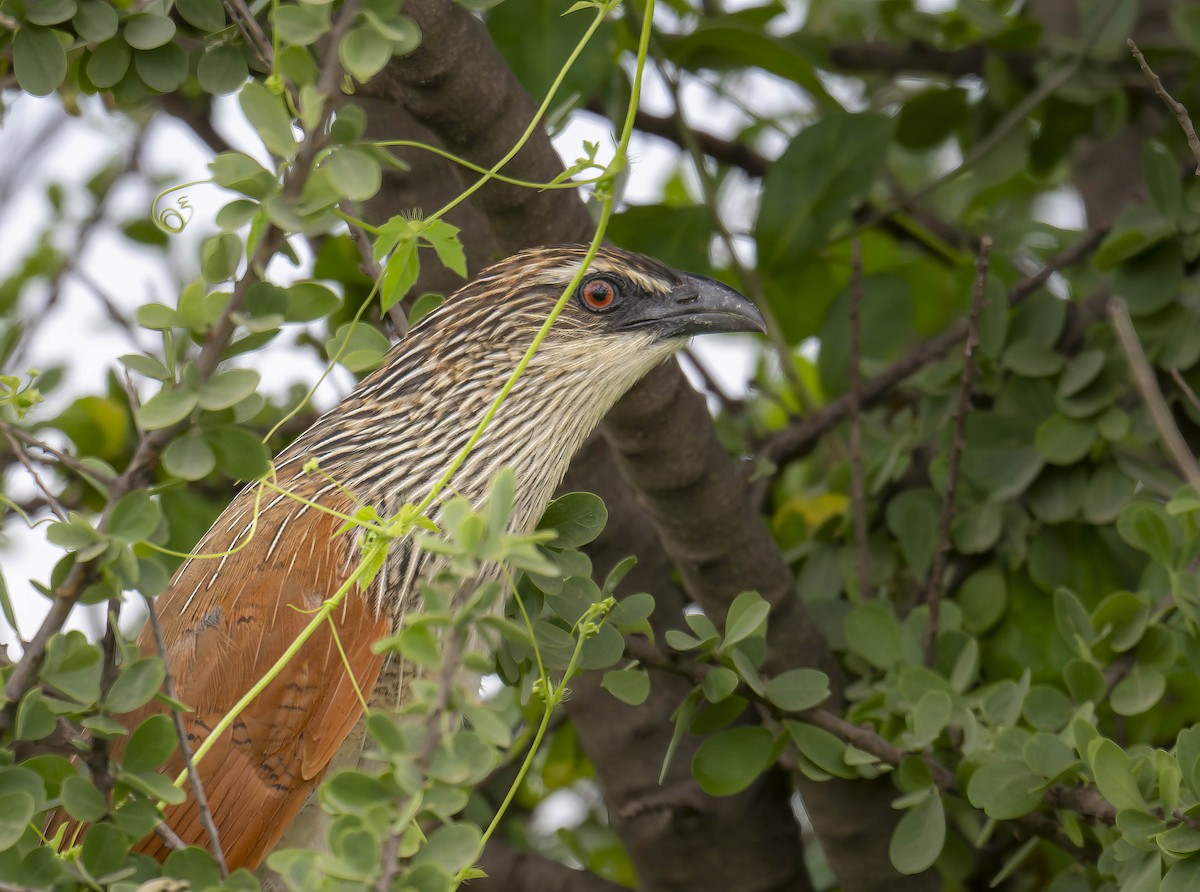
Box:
[365,9,420,50]
[1034,415,1095,465]
[785,721,854,779]
[109,490,161,542]
[845,601,904,670]
[537,492,607,548]
[602,668,650,706]
[1090,738,1146,811]
[1143,141,1184,219]
[408,292,444,327]
[412,821,482,873]
[105,657,165,713]
[0,792,35,849]
[163,430,217,480]
[42,632,102,704]
[755,112,892,270]
[886,488,940,576]
[1164,858,1200,892]
[13,26,68,96]
[197,367,260,411]
[206,426,270,479]
[957,565,1007,635]
[272,2,329,44]
[86,37,131,87]
[1114,241,1183,316]
[423,219,467,278]
[763,668,830,712]
[965,760,1043,819]
[26,0,76,25]
[895,86,968,149]
[889,793,945,875]
[380,229,420,312]
[285,281,340,322]
[1023,732,1077,779]
[123,13,176,49]
[240,80,298,159]
[326,321,391,372]
[177,0,226,30]
[134,43,188,92]
[339,26,393,82]
[723,590,769,648]
[909,690,952,746]
[961,411,1044,500]
[1111,664,1166,717]
[197,43,249,95]
[123,713,178,773]
[692,726,776,796]
[210,151,278,199]
[139,387,198,430]
[201,231,243,283]
[321,145,382,201]
[72,0,117,41]
[701,667,740,703]
[61,775,107,823]
[1117,502,1177,567]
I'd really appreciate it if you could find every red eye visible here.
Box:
[582,278,618,310]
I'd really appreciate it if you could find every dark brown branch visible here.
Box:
[847,240,872,601]
[1128,39,1200,175]
[757,225,1108,480]
[828,41,1034,81]
[923,237,991,666]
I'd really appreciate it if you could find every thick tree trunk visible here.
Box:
[361,2,934,888]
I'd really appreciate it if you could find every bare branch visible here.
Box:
[144,596,229,877]
[1128,39,1200,175]
[1110,299,1200,485]
[924,237,991,666]
[0,427,68,522]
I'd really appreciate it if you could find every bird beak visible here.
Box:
[620,274,768,339]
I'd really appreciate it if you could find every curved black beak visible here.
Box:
[618,274,767,339]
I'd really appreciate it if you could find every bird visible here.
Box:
[98,244,765,873]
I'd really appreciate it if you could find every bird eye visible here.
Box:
[581,277,619,311]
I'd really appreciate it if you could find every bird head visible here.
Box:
[456,243,767,344]
[321,244,765,525]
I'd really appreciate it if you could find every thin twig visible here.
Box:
[376,628,466,891]
[847,240,872,600]
[924,238,991,666]
[144,596,229,877]
[0,428,68,521]
[1110,299,1200,485]
[1172,369,1200,415]
[221,0,272,70]
[0,421,116,489]
[88,605,123,809]
[154,821,189,852]
[679,347,741,415]
[1128,39,1200,175]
